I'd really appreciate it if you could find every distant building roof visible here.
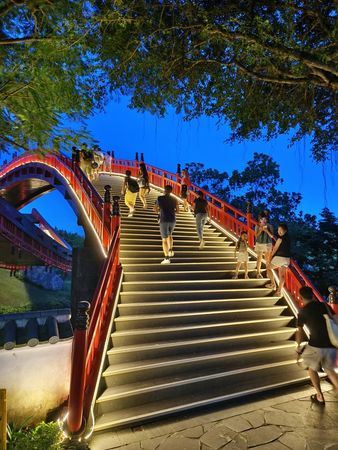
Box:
[0,309,73,350]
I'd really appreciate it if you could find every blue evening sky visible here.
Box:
[18,97,337,234]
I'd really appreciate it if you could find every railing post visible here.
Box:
[176,163,181,180]
[0,389,6,450]
[103,185,112,249]
[246,201,254,247]
[66,301,90,436]
[112,195,120,233]
[103,185,112,226]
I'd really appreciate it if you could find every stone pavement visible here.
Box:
[89,382,338,450]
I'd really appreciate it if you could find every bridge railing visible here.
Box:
[0,153,112,255]
[106,158,324,308]
[67,224,122,435]
[0,208,72,272]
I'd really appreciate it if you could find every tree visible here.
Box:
[95,0,337,161]
[0,1,110,153]
[187,152,302,222]
[55,228,84,249]
[1,1,337,160]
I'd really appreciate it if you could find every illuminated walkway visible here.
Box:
[90,174,309,436]
[89,379,337,450]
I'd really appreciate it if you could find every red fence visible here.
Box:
[0,213,72,271]
[0,153,123,436]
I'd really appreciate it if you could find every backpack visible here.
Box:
[127,178,140,193]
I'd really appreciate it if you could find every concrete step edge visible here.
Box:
[102,342,296,378]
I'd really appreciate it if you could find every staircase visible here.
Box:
[92,174,307,432]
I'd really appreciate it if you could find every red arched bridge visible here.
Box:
[0,152,329,440]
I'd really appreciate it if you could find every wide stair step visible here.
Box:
[94,361,306,431]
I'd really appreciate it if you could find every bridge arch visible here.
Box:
[0,154,108,257]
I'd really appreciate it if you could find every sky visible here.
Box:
[14,96,337,234]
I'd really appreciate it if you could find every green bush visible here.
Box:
[7,421,63,450]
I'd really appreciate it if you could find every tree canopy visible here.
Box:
[0,1,109,153]
[0,1,337,160]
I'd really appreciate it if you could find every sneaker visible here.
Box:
[199,240,205,249]
[161,258,171,264]
[169,249,174,257]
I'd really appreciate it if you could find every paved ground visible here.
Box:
[89,381,338,450]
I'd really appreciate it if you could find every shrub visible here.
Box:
[7,421,63,450]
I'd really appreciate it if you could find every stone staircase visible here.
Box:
[92,174,307,433]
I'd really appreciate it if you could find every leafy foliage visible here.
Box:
[0,1,109,153]
[0,1,336,160]
[7,421,63,450]
[186,153,338,294]
[54,228,84,248]
[94,0,337,161]
[187,152,302,223]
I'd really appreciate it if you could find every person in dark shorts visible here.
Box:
[193,190,209,248]
[266,223,290,296]
[155,185,179,264]
[296,286,338,405]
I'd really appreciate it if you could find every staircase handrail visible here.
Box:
[107,158,324,308]
[67,225,122,434]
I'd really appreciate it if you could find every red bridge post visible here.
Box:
[67,301,90,435]
[246,201,254,247]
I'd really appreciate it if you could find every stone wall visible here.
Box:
[0,340,72,425]
[20,266,65,290]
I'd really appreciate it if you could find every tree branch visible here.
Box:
[0,135,30,152]
[0,82,30,101]
[233,61,324,86]
[210,29,338,79]
[0,36,55,45]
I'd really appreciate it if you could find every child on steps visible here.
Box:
[233,231,249,279]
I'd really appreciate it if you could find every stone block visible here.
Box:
[279,431,307,449]
[219,416,252,433]
[264,409,304,428]
[200,428,232,450]
[243,425,283,447]
[242,410,265,428]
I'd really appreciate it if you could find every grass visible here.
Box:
[0,269,71,314]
